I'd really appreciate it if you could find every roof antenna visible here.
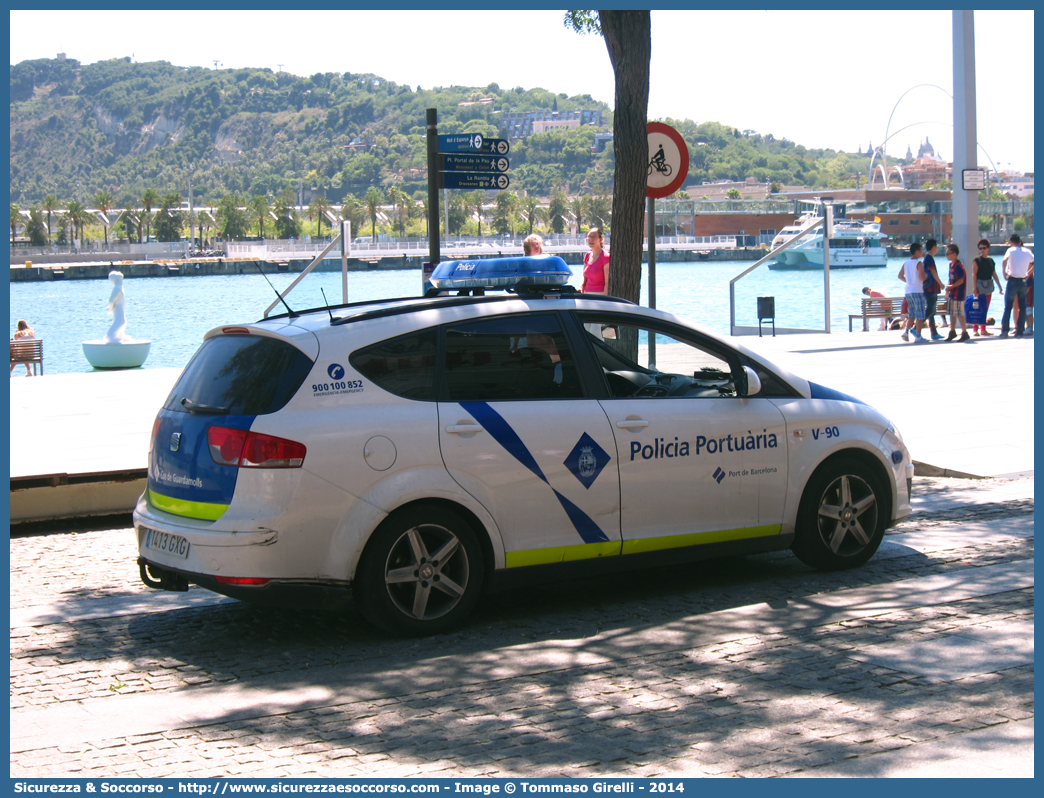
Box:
[252,261,298,318]
[320,287,336,323]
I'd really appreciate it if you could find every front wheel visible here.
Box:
[792,458,888,570]
[355,505,484,636]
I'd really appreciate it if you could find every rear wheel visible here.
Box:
[792,458,887,570]
[355,506,484,636]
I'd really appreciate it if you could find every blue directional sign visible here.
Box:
[442,154,510,173]
[438,134,510,155]
[442,172,511,190]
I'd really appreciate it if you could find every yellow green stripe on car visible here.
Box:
[505,524,782,568]
[148,489,228,521]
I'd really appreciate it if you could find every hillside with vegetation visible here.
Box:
[11,56,905,241]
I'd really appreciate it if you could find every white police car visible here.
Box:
[134,256,913,635]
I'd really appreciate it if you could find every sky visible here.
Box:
[9,8,1035,174]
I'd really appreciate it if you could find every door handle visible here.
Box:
[445,423,485,435]
[616,417,650,430]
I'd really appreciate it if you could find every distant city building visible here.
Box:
[903,156,953,189]
[995,172,1034,198]
[917,137,938,160]
[457,98,495,107]
[593,132,614,153]
[501,108,604,139]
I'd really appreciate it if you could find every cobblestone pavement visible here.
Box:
[10,476,1034,778]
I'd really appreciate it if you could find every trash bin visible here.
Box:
[757,296,775,337]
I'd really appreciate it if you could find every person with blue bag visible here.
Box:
[970,239,1002,336]
[944,243,971,342]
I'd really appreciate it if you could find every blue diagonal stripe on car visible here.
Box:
[459,402,611,544]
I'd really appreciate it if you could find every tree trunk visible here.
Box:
[599,9,650,306]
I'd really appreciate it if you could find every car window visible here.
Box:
[442,314,583,401]
[350,328,438,401]
[576,314,739,399]
[168,335,314,415]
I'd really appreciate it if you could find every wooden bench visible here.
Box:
[10,338,43,375]
[849,297,904,332]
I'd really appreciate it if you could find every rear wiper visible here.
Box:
[181,397,230,415]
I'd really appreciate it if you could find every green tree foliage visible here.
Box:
[493,191,519,235]
[548,191,568,234]
[272,189,300,239]
[308,194,332,238]
[11,55,900,212]
[10,203,21,240]
[250,195,271,238]
[64,200,91,243]
[94,189,114,244]
[153,193,184,242]
[140,188,160,242]
[217,193,249,240]
[364,186,384,240]
[26,207,47,245]
[42,194,59,242]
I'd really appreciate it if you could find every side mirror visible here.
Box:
[741,366,762,397]
[601,325,618,340]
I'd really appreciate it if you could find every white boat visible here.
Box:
[770,220,889,270]
[769,210,821,250]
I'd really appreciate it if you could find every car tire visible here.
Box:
[792,457,888,570]
[355,505,484,636]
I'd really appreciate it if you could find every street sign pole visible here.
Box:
[425,108,441,270]
[648,196,656,367]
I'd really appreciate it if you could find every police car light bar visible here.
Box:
[429,255,572,290]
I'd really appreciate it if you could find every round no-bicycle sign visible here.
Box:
[646,122,689,199]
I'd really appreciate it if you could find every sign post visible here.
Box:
[645,122,689,364]
[425,108,441,272]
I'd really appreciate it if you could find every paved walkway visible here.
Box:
[742,330,1034,478]
[9,473,1034,777]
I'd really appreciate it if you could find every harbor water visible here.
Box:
[10,259,917,375]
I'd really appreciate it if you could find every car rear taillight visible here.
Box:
[207,426,306,468]
[215,576,271,586]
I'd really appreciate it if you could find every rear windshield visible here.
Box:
[167,335,314,415]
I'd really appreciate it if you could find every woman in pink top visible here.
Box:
[581,228,610,294]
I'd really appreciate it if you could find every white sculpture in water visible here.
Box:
[104,270,128,342]
[82,269,151,369]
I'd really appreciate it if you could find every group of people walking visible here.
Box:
[897,234,1034,342]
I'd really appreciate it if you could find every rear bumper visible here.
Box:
[137,557,354,611]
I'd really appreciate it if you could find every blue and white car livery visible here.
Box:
[134,257,914,634]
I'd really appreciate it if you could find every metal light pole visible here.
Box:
[952,10,979,261]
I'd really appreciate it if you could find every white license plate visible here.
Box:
[143,527,190,560]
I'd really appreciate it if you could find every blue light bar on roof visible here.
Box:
[429,255,572,290]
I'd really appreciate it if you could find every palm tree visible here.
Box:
[364,186,384,241]
[140,188,159,243]
[42,195,59,243]
[308,194,332,238]
[549,192,569,234]
[65,201,90,245]
[470,191,486,238]
[94,190,114,245]
[571,195,587,235]
[250,196,271,238]
[384,185,410,238]
[10,203,22,241]
[340,194,365,240]
[521,196,544,235]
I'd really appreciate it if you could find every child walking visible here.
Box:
[944,243,971,342]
